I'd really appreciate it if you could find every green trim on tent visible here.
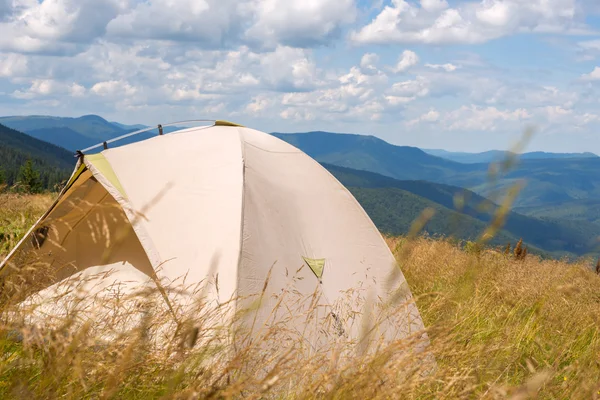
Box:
[64,163,87,192]
[303,257,325,280]
[215,120,244,127]
[85,153,128,199]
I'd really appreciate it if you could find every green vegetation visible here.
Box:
[515,199,600,225]
[0,123,72,191]
[326,164,600,258]
[0,193,53,256]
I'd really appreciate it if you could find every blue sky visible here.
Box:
[1,0,600,153]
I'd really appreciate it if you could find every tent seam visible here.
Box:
[235,127,247,311]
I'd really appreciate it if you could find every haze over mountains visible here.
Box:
[2,114,600,259]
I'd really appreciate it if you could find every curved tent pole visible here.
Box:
[76,119,219,155]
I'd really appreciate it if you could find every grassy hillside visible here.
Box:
[0,124,73,190]
[1,193,599,398]
[325,164,600,258]
[348,186,520,247]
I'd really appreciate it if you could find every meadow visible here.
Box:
[0,192,599,399]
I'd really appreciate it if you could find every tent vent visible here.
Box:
[303,257,325,281]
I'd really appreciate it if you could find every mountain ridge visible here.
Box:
[424,148,599,164]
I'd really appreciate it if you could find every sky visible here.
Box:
[1,0,600,153]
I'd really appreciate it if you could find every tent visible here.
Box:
[0,121,428,353]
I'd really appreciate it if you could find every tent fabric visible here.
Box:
[1,170,154,303]
[0,123,427,349]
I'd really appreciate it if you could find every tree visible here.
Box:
[0,166,5,186]
[18,158,42,193]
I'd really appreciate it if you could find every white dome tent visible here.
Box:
[0,120,430,359]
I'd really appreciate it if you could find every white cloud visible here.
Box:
[12,78,84,99]
[420,0,449,13]
[407,109,440,126]
[582,66,600,81]
[392,50,419,73]
[425,63,458,72]
[0,53,28,77]
[1,0,600,151]
[106,0,238,47]
[389,76,429,98]
[245,94,275,115]
[91,80,137,97]
[245,0,356,48]
[70,83,86,97]
[578,39,600,59]
[0,0,128,54]
[259,46,322,91]
[360,53,380,74]
[441,105,531,131]
[576,112,600,125]
[351,0,592,46]
[542,105,573,123]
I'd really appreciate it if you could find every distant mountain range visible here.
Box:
[272,131,600,209]
[2,114,600,258]
[0,115,186,152]
[423,149,598,164]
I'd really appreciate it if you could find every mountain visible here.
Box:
[0,115,127,152]
[424,149,599,164]
[22,127,99,152]
[0,123,73,189]
[273,131,600,209]
[271,131,472,181]
[0,115,124,139]
[324,164,600,258]
[0,115,191,152]
[110,121,147,131]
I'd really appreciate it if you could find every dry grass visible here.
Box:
[0,192,54,258]
[386,235,600,398]
[0,192,599,399]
